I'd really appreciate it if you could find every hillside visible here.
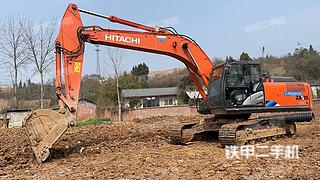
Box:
[260,47,320,82]
[148,68,189,88]
[148,67,185,78]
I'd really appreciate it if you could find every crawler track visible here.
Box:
[169,122,197,145]
[218,119,294,146]
[170,112,314,146]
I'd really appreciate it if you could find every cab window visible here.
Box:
[208,66,223,97]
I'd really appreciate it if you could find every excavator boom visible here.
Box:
[55,4,213,112]
[24,3,214,163]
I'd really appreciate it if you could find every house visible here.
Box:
[311,84,320,100]
[76,98,97,121]
[7,109,31,128]
[122,87,178,109]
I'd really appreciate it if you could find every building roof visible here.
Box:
[122,87,177,98]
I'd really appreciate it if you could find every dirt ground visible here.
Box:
[0,112,320,179]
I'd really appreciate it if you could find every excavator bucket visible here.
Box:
[23,109,75,163]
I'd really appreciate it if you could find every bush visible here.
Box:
[76,118,111,127]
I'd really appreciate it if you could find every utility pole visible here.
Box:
[262,46,265,58]
[95,45,101,77]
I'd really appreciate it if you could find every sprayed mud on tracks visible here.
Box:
[0,115,320,179]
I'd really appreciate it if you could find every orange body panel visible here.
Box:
[264,82,312,108]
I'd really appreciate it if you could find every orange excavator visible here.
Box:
[24,4,315,163]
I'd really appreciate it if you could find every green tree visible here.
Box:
[92,73,143,110]
[93,77,118,110]
[294,47,308,57]
[226,56,235,61]
[119,73,143,90]
[131,63,149,76]
[177,75,194,104]
[80,74,101,100]
[131,63,149,88]
[128,97,142,109]
[239,52,252,61]
[308,44,317,55]
[18,81,22,89]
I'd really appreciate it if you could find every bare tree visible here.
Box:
[0,13,28,108]
[24,19,56,108]
[107,48,123,121]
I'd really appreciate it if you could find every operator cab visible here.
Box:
[224,61,264,106]
[207,60,265,114]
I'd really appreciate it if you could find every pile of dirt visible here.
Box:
[0,114,319,179]
[0,128,35,174]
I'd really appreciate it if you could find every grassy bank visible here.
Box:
[76,118,111,127]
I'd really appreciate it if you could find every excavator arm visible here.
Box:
[56,4,213,113]
[24,3,214,163]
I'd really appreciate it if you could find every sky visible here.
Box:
[1,0,320,85]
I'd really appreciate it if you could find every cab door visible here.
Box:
[207,65,225,109]
[224,63,265,107]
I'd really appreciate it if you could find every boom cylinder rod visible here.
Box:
[79,8,109,19]
[182,43,209,87]
[78,8,159,32]
[55,45,62,89]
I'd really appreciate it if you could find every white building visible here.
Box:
[122,87,178,109]
[311,85,320,100]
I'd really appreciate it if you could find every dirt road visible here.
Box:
[0,114,319,179]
